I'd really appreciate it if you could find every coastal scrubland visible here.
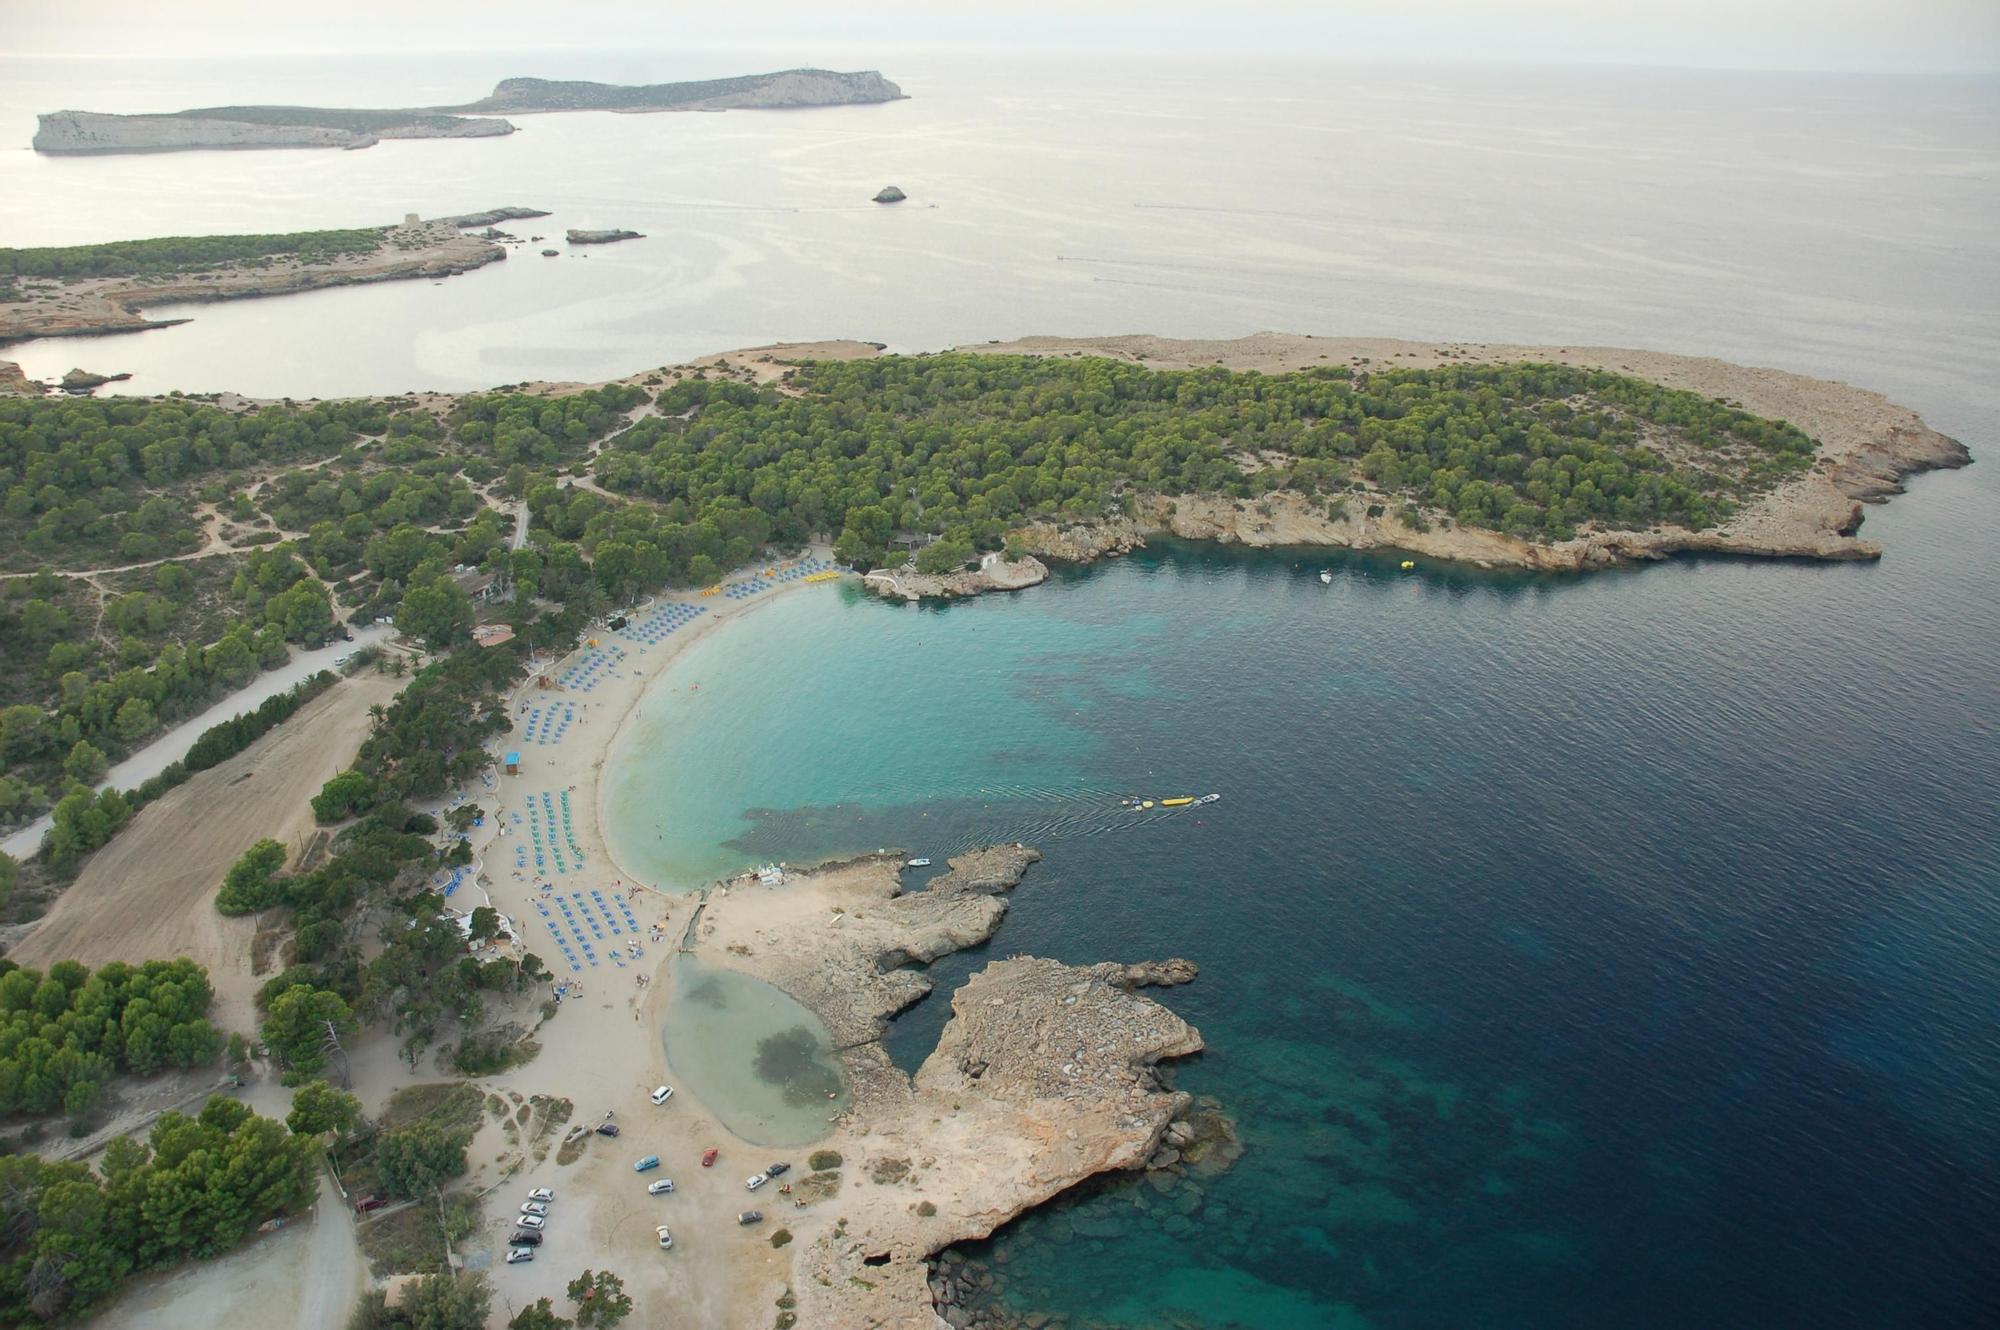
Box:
[0,229,384,281]
[0,341,1946,840]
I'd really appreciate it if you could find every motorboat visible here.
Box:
[906,857,931,867]
[1319,569,1333,583]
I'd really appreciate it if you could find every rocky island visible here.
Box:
[0,209,538,342]
[33,106,513,154]
[450,68,907,114]
[874,185,909,204]
[566,228,645,246]
[33,68,906,155]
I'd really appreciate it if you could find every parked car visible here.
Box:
[596,1122,621,1138]
[745,1173,769,1191]
[701,1147,719,1167]
[651,1085,675,1105]
[635,1155,661,1173]
[526,1188,554,1202]
[656,1225,674,1250]
[352,1194,385,1215]
[509,1232,543,1248]
[766,1162,791,1178]
[516,1214,546,1230]
[520,1202,549,1218]
[738,1210,764,1225]
[505,1247,535,1264]
[647,1179,675,1195]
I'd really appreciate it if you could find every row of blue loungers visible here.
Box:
[533,889,643,972]
[514,790,584,876]
[619,602,706,645]
[557,645,625,692]
[722,557,837,600]
[518,701,575,746]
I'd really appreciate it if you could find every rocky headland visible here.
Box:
[863,552,1050,602]
[32,107,513,155]
[0,360,42,396]
[928,333,1969,573]
[0,212,526,343]
[684,847,1213,1329]
[452,69,906,114]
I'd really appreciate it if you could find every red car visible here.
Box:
[701,1147,718,1168]
[353,1194,385,1214]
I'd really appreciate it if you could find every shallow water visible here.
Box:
[659,955,852,1148]
[608,503,2000,1327]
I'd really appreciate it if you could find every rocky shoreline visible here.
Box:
[956,333,1972,575]
[864,553,1050,601]
[0,213,518,344]
[685,847,1220,1329]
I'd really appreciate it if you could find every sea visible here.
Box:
[4,49,1997,1330]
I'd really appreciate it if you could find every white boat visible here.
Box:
[1195,793,1221,806]
[906,857,932,868]
[1319,569,1333,584]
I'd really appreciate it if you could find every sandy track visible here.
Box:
[8,670,403,1033]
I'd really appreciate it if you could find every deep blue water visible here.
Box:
[613,463,2000,1328]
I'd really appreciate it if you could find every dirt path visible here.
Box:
[8,669,403,1032]
[79,1170,362,1330]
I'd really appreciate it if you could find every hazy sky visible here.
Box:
[5,0,1998,71]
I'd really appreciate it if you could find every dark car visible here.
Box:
[766,1163,791,1178]
[353,1194,386,1214]
[509,1230,543,1247]
[738,1210,764,1226]
[595,1122,621,1137]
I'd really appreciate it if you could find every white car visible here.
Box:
[650,1085,674,1105]
[505,1247,534,1264]
[520,1202,549,1218]
[526,1188,554,1202]
[656,1225,674,1250]
[516,1213,546,1230]
[647,1179,675,1195]
[745,1173,769,1191]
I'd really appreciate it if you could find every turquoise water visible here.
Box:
[659,956,852,1148]
[603,585,1158,888]
[607,495,2000,1327]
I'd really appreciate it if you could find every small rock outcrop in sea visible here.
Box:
[59,368,131,393]
[565,228,644,245]
[863,552,1048,602]
[540,249,559,257]
[874,185,907,204]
